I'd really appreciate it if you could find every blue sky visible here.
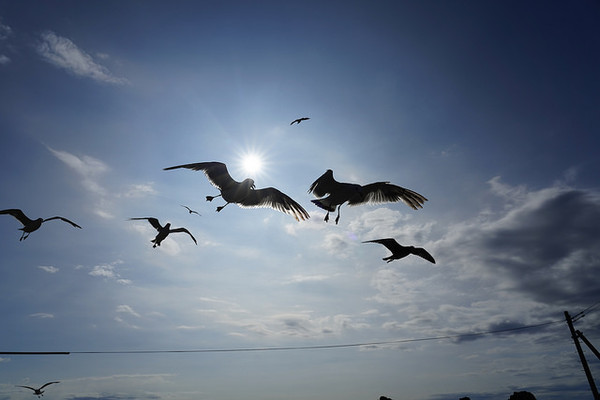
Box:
[1,1,600,399]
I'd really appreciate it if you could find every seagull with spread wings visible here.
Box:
[290,117,310,125]
[16,381,60,398]
[181,205,201,216]
[363,238,435,264]
[308,169,427,224]
[129,217,197,248]
[0,209,82,241]
[163,161,310,221]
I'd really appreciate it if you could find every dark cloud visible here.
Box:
[66,395,161,400]
[441,186,600,306]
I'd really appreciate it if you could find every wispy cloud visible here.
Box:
[0,20,12,65]
[88,260,131,285]
[36,31,128,84]
[38,265,59,273]
[29,312,54,319]
[116,305,141,318]
[48,146,109,196]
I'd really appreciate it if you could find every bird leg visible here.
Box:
[334,205,341,225]
[206,194,222,202]
[216,202,230,212]
[324,211,330,222]
[19,231,29,241]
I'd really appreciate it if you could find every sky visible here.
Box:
[1,1,600,399]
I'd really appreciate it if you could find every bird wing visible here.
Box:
[348,182,427,210]
[240,187,310,221]
[411,247,436,264]
[17,385,36,391]
[363,238,401,253]
[39,382,60,389]
[181,205,192,212]
[43,216,82,229]
[308,169,338,198]
[0,209,33,225]
[169,228,197,245]
[129,217,162,231]
[290,119,299,125]
[164,162,237,190]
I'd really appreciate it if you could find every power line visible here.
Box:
[1,319,562,356]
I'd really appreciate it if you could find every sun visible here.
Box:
[241,153,264,176]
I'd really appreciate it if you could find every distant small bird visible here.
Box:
[290,117,310,125]
[308,169,427,224]
[16,381,60,398]
[129,217,197,248]
[0,209,82,241]
[181,205,201,216]
[363,238,435,264]
[164,161,310,221]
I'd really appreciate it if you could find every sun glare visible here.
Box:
[241,154,264,176]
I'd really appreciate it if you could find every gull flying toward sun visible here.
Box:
[0,209,82,241]
[308,169,427,224]
[164,161,310,221]
[129,217,197,248]
[290,117,310,125]
[17,381,60,398]
[181,205,201,216]
[363,238,435,264]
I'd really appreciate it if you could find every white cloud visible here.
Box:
[116,304,141,318]
[0,54,9,65]
[36,31,128,84]
[38,265,59,273]
[88,260,130,284]
[0,21,12,40]
[29,313,54,319]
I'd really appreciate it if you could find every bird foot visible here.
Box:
[206,196,215,202]
[324,213,330,223]
[216,206,225,212]
[335,216,340,224]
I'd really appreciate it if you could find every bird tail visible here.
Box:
[311,198,336,212]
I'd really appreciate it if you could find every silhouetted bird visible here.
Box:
[308,169,427,224]
[164,161,310,221]
[290,117,310,125]
[129,217,197,248]
[181,205,201,216]
[16,381,59,398]
[363,238,435,264]
[380,397,393,400]
[0,209,81,241]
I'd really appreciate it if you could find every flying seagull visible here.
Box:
[308,169,427,224]
[181,205,201,216]
[290,117,310,125]
[0,209,82,241]
[163,161,310,221]
[363,238,435,264]
[16,381,60,398]
[129,217,197,248]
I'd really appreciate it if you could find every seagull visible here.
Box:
[181,205,201,216]
[290,117,310,125]
[16,381,60,398]
[0,209,82,241]
[363,238,435,264]
[163,161,310,221]
[129,217,197,248]
[308,169,427,224]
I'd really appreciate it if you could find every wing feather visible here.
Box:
[240,187,310,221]
[164,162,237,190]
[0,209,33,225]
[43,216,82,229]
[411,247,436,264]
[348,182,427,209]
[129,217,162,231]
[169,228,197,244]
[308,169,338,198]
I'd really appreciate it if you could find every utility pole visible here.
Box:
[565,311,600,400]
[578,330,600,362]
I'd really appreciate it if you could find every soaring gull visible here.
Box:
[164,161,310,221]
[129,217,197,248]
[290,117,310,125]
[308,169,427,224]
[363,238,435,264]
[0,209,81,241]
[16,381,60,398]
[181,205,201,216]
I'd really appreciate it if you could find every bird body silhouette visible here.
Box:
[164,161,310,221]
[0,209,81,240]
[290,117,310,125]
[17,381,59,397]
[129,217,197,247]
[181,205,201,215]
[308,169,427,224]
[363,238,435,264]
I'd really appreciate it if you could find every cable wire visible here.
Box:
[1,319,562,356]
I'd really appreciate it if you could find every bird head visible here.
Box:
[243,178,255,190]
